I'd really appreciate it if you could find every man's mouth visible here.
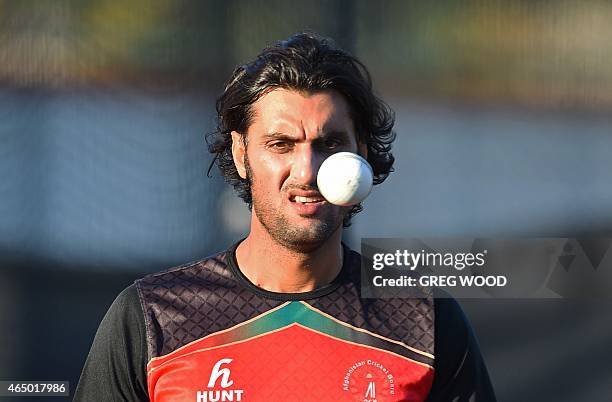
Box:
[287,190,327,215]
[290,195,325,204]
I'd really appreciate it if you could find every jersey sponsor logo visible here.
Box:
[343,359,395,402]
[208,358,234,388]
[196,358,244,402]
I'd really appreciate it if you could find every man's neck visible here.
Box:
[235,223,344,294]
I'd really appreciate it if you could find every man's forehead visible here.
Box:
[249,88,354,133]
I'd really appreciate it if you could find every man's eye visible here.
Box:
[268,141,292,151]
[324,138,343,149]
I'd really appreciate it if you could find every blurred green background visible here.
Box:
[1,1,611,401]
[3,0,612,106]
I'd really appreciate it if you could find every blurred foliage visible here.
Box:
[0,0,611,108]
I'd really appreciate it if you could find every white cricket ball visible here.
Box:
[317,152,374,206]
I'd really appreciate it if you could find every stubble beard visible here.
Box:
[244,153,345,253]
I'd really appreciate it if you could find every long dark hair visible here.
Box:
[206,32,395,226]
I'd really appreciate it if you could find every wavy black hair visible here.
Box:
[206,32,395,226]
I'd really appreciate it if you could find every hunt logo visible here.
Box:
[196,358,244,402]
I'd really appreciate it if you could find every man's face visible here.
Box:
[231,88,364,252]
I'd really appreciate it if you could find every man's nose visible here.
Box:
[291,146,324,185]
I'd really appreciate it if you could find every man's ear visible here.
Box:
[231,131,247,179]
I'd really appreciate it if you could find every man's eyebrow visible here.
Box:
[261,130,352,141]
[314,130,355,144]
[262,132,297,140]
[320,130,351,139]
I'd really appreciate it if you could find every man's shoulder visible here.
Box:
[135,247,235,289]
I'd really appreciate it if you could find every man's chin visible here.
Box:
[253,204,344,251]
[276,222,342,252]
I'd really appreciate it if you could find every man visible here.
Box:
[75,33,496,401]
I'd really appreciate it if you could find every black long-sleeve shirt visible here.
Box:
[75,245,496,401]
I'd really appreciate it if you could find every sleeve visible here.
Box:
[73,284,149,402]
[426,296,497,402]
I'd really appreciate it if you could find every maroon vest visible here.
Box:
[136,246,435,402]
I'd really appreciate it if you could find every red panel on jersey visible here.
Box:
[148,323,433,402]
